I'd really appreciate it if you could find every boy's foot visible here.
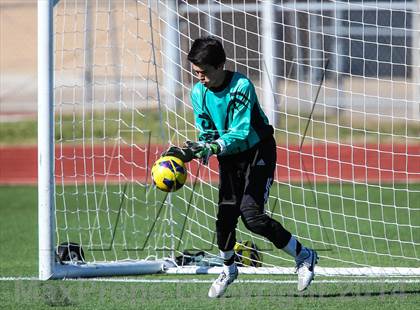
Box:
[295,248,318,291]
[208,264,238,298]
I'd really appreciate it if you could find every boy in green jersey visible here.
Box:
[164,37,318,298]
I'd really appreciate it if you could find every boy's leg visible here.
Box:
[239,137,318,291]
[208,158,242,298]
[240,137,292,248]
[216,204,240,254]
[209,206,240,298]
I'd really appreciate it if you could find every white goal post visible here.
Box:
[39,0,420,280]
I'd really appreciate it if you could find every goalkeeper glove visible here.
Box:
[184,140,221,165]
[161,145,195,163]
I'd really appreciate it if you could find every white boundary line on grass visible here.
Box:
[1,277,420,284]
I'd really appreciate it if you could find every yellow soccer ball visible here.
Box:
[151,156,187,192]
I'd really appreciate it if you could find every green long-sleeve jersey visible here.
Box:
[190,71,274,156]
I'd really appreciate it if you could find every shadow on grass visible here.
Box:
[227,288,420,299]
[40,282,76,307]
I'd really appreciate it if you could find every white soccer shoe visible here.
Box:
[208,265,238,298]
[295,248,318,291]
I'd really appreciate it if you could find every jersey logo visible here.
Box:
[256,159,266,166]
[198,113,214,131]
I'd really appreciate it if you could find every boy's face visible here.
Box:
[192,63,225,89]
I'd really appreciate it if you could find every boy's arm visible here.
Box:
[191,90,218,143]
[215,82,255,154]
[161,87,216,163]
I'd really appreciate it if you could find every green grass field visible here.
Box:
[1,185,420,309]
[48,181,420,268]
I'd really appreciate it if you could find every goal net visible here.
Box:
[39,0,420,279]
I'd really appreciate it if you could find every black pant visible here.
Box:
[216,136,291,251]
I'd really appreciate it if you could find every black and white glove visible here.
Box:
[161,145,195,163]
[184,140,221,165]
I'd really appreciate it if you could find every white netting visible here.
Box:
[52,0,420,275]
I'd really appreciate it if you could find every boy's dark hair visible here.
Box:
[187,36,226,67]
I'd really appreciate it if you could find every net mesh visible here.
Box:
[53,0,420,273]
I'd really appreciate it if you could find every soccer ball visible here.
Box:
[151,156,187,192]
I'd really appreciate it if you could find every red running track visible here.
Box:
[1,144,419,185]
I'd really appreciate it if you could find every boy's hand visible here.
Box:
[161,146,195,163]
[184,140,221,165]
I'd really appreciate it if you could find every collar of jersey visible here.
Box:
[207,71,234,93]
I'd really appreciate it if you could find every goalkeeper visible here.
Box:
[164,36,318,298]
